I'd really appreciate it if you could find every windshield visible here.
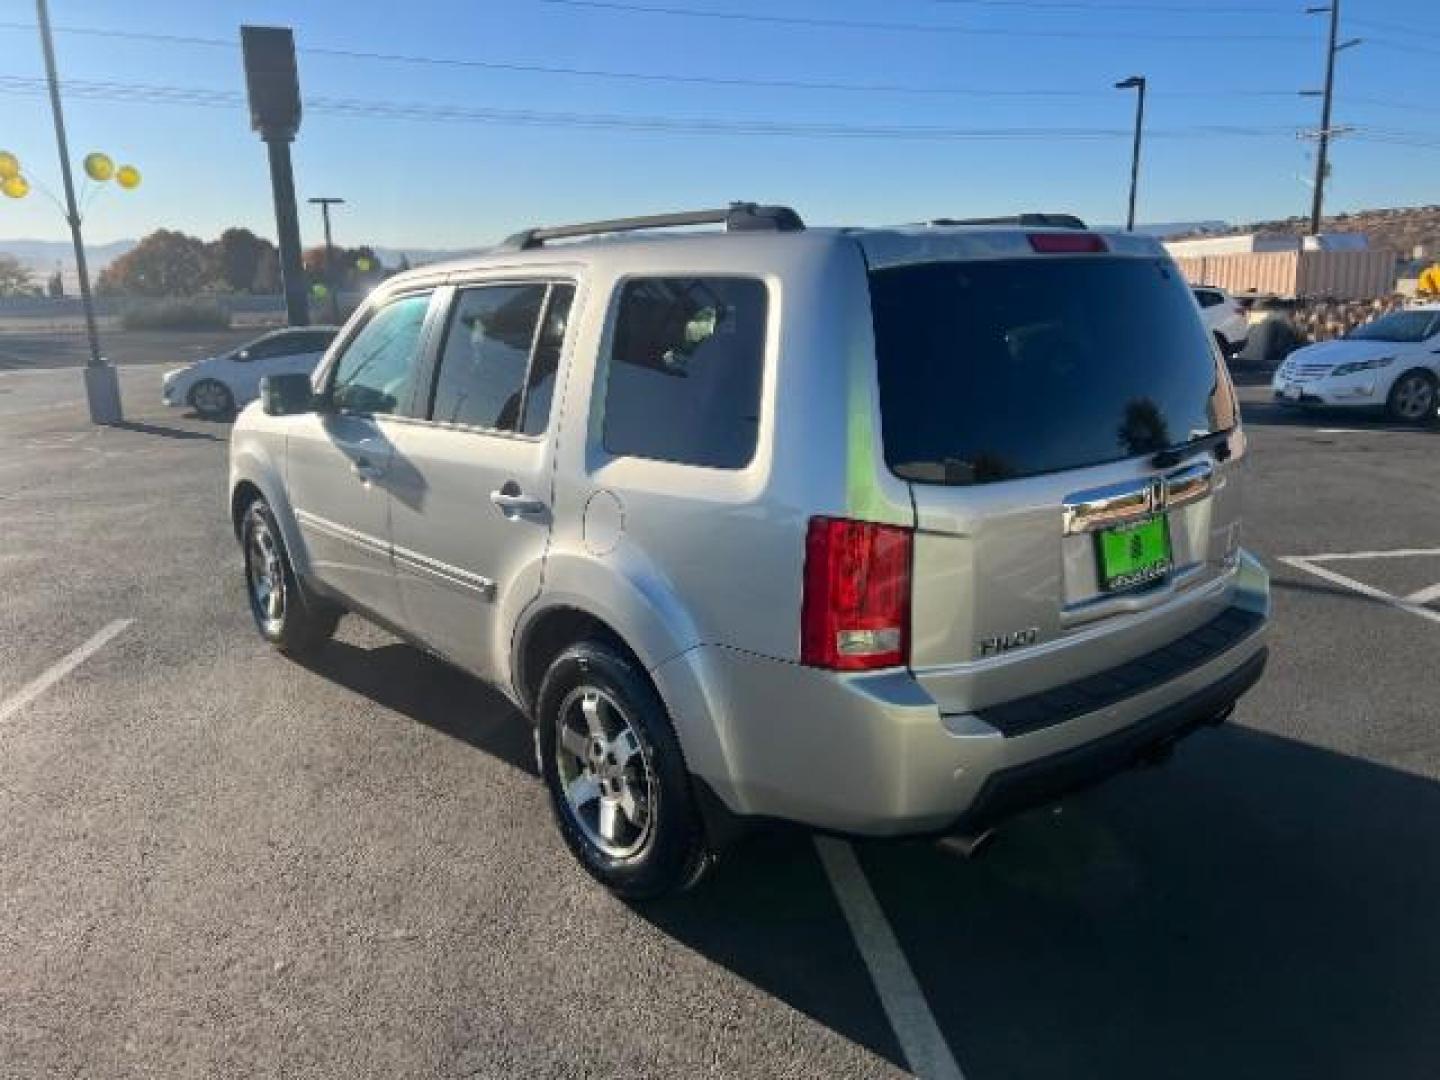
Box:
[870,256,1236,486]
[1345,311,1440,343]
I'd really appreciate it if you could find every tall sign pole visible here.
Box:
[36,0,122,423]
[241,26,308,326]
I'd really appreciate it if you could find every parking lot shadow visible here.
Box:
[298,639,538,777]
[645,726,1440,1078]
[1241,397,1432,432]
[112,419,222,441]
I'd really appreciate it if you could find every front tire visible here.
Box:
[536,642,713,899]
[1385,370,1437,424]
[190,378,235,420]
[242,498,338,655]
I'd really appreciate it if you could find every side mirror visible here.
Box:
[261,373,316,416]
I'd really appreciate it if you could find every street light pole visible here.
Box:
[1115,75,1146,232]
[36,0,121,423]
[308,196,344,324]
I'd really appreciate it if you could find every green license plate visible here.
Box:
[1097,515,1172,592]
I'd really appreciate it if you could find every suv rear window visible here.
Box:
[870,257,1236,486]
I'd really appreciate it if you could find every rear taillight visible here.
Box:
[1027,232,1107,254]
[801,517,912,671]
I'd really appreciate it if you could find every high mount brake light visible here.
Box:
[1028,232,1108,254]
[801,517,912,671]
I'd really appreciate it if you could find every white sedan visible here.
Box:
[162,326,339,419]
[1272,305,1440,423]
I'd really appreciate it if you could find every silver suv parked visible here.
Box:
[229,204,1270,897]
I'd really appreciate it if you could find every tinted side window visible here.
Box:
[292,330,338,354]
[238,336,284,361]
[520,285,575,436]
[431,284,546,431]
[1195,290,1223,309]
[602,277,766,469]
[329,292,432,416]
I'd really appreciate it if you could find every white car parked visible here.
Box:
[1272,304,1440,423]
[162,327,339,418]
[1192,286,1249,357]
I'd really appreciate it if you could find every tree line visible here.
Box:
[91,227,406,298]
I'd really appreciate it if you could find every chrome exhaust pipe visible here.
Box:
[936,828,995,859]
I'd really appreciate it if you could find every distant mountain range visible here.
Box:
[0,238,476,285]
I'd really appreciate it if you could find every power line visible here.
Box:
[533,0,1311,41]
[0,73,1318,143]
[0,19,1325,102]
[915,0,1300,13]
[1363,36,1440,61]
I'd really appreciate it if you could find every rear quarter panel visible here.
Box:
[538,233,912,669]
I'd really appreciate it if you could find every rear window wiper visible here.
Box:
[1150,429,1233,469]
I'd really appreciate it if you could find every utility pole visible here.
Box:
[36,0,122,423]
[1114,75,1146,232]
[1304,1,1361,234]
[308,196,344,324]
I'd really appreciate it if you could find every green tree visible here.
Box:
[97,229,217,297]
[209,227,274,293]
[0,253,34,297]
[303,244,384,291]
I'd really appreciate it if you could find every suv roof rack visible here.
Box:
[926,213,1088,230]
[501,202,805,251]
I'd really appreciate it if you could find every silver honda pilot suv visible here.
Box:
[229,203,1269,898]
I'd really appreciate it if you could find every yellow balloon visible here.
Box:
[115,164,141,190]
[83,152,114,182]
[2,174,29,199]
[0,151,18,180]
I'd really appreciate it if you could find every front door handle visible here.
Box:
[351,457,384,482]
[491,483,545,519]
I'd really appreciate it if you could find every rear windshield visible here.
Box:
[870,256,1236,486]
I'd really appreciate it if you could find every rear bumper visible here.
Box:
[652,550,1270,837]
[950,646,1265,834]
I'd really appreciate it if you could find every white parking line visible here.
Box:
[0,619,133,725]
[1314,427,1431,435]
[1404,582,1440,606]
[1280,557,1440,627]
[815,837,965,1080]
[1294,547,1440,562]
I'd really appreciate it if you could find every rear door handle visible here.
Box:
[491,485,545,518]
[351,457,384,482]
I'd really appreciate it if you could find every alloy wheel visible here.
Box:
[246,516,285,632]
[554,686,655,859]
[193,381,231,416]
[1393,375,1435,422]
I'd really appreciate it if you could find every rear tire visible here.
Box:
[536,641,713,899]
[1385,369,1437,424]
[190,378,235,420]
[242,497,339,656]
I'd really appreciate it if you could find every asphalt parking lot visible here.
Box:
[0,327,255,373]
[2,356,1438,1079]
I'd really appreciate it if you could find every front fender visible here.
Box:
[228,426,309,579]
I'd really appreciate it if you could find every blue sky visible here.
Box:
[1,0,1437,251]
